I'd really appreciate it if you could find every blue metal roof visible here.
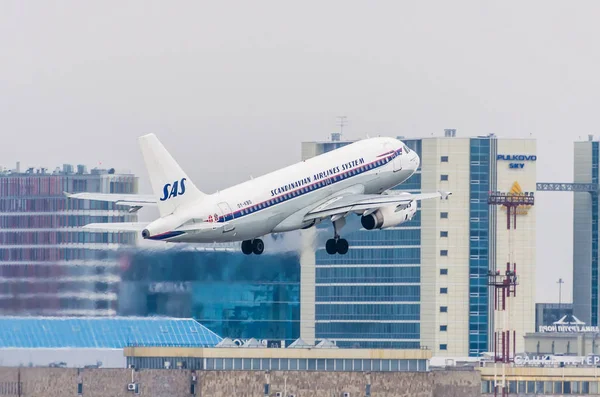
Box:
[0,317,222,348]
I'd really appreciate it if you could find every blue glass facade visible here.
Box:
[118,249,301,345]
[592,142,599,325]
[469,138,491,356]
[313,138,422,349]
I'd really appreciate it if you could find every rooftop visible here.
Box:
[0,316,222,349]
[0,162,134,177]
[303,130,538,144]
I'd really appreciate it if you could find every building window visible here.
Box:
[440,344,448,350]
[441,156,449,162]
[440,325,447,332]
[440,250,448,256]
[440,306,448,313]
[440,212,448,219]
[440,268,448,275]
[440,231,448,237]
[441,174,449,181]
[440,287,448,294]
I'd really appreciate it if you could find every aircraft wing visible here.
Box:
[304,190,451,221]
[81,222,150,232]
[64,192,157,210]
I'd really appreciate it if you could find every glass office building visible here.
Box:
[117,248,301,345]
[301,135,422,349]
[573,139,600,326]
[0,163,138,316]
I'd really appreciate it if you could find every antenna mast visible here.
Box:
[487,190,535,397]
[337,116,347,137]
[557,278,564,312]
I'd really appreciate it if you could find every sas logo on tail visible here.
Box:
[160,178,186,201]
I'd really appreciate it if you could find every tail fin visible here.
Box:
[138,133,205,217]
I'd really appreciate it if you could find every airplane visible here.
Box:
[65,134,451,255]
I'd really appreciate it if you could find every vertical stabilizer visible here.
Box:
[138,133,205,217]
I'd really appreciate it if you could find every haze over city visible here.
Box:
[2,1,600,303]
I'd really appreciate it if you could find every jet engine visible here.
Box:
[360,200,417,230]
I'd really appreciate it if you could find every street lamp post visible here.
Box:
[557,278,564,315]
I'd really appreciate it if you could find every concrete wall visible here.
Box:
[299,227,316,344]
[0,367,481,397]
[420,137,471,357]
[0,348,125,368]
[524,332,600,356]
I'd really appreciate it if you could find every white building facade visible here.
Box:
[420,134,536,356]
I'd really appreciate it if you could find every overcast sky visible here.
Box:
[1,1,599,303]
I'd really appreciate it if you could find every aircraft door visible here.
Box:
[385,143,402,172]
[217,202,234,222]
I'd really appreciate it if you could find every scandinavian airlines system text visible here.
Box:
[269,157,365,197]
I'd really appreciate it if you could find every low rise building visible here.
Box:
[124,342,431,372]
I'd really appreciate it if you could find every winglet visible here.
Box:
[439,191,452,200]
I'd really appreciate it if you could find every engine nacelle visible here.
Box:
[361,200,417,230]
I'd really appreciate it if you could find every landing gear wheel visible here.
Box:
[252,239,264,255]
[325,239,337,255]
[241,240,253,255]
[336,238,349,255]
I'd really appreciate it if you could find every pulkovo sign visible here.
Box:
[497,154,537,169]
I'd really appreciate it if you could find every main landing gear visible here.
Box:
[325,237,349,255]
[325,217,349,255]
[241,239,264,255]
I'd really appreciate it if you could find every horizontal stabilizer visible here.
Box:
[175,221,231,233]
[64,192,157,207]
[81,222,149,232]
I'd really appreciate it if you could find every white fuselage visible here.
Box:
[145,137,420,243]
